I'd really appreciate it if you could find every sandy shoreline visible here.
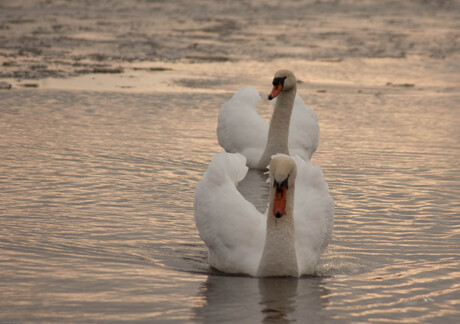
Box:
[0,56,456,96]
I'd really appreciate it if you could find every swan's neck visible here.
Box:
[258,185,298,277]
[257,90,296,169]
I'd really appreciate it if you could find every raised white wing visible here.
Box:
[217,86,319,167]
[194,152,266,276]
[217,86,268,167]
[289,96,319,161]
[292,156,334,275]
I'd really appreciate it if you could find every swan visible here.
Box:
[194,152,334,277]
[217,70,319,169]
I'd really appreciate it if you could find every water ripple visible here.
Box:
[0,85,458,322]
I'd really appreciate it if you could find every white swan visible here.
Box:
[194,152,334,277]
[217,70,319,169]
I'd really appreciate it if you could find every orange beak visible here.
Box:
[273,185,287,218]
[268,83,283,100]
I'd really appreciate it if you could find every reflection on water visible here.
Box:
[0,70,459,322]
[193,275,329,323]
[259,277,330,323]
[193,276,263,323]
[259,278,299,323]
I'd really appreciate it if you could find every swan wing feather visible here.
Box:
[194,152,266,276]
[292,156,334,275]
[217,86,268,167]
[288,95,320,161]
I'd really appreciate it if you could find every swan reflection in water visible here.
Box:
[193,274,329,323]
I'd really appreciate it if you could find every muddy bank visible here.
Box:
[0,0,459,80]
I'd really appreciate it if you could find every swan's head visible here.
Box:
[269,155,297,218]
[268,69,297,100]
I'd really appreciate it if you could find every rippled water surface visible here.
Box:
[1,63,458,322]
[1,0,459,322]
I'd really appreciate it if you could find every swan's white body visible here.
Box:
[194,152,334,277]
[217,82,319,169]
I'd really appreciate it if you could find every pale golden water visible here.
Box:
[1,0,460,321]
[0,57,459,322]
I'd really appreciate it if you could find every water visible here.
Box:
[1,65,459,322]
[1,0,459,322]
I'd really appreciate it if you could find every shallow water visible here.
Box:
[1,61,459,322]
[1,0,460,322]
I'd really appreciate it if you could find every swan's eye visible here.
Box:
[273,176,289,191]
[280,177,289,189]
[272,76,287,87]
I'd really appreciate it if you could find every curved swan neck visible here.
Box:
[257,181,298,277]
[257,90,296,169]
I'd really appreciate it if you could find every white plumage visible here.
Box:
[194,152,334,277]
[217,70,319,169]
